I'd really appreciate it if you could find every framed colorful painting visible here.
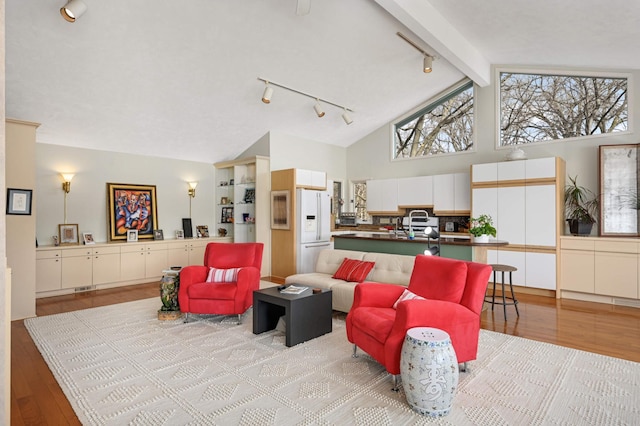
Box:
[107,183,158,241]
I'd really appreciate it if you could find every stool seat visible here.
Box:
[485,264,520,320]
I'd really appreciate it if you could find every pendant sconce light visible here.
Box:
[257,77,354,125]
[397,32,436,74]
[262,83,273,104]
[60,0,87,23]
[60,173,75,224]
[314,100,325,118]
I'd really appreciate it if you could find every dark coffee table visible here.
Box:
[253,286,332,347]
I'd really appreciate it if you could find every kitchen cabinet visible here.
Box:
[120,244,146,281]
[36,250,61,292]
[92,246,121,285]
[397,176,433,207]
[61,247,93,289]
[366,178,399,213]
[472,157,565,291]
[295,169,326,189]
[433,172,470,215]
[145,243,168,279]
[167,241,189,267]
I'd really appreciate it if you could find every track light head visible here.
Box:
[342,110,353,125]
[314,100,325,118]
[423,55,433,73]
[262,84,273,104]
[60,0,87,23]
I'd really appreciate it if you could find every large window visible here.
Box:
[499,71,629,146]
[393,79,474,160]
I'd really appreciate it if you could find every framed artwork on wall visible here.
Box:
[59,224,79,245]
[599,144,640,236]
[271,190,290,230]
[6,188,33,215]
[107,183,158,242]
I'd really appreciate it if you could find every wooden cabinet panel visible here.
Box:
[61,253,93,289]
[167,241,189,268]
[561,249,595,293]
[188,240,209,265]
[120,250,146,281]
[93,253,120,285]
[36,257,61,292]
[595,252,638,298]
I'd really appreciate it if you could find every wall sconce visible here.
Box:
[60,0,87,23]
[60,173,75,224]
[61,173,75,193]
[188,182,198,198]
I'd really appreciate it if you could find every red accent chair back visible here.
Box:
[178,242,263,319]
[346,255,491,375]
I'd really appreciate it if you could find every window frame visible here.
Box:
[495,67,633,150]
[390,78,476,162]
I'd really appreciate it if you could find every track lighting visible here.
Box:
[423,55,433,73]
[257,77,354,125]
[342,109,353,125]
[397,32,436,74]
[262,83,273,104]
[314,100,325,118]
[60,0,87,23]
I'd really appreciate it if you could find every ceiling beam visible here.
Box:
[374,0,491,87]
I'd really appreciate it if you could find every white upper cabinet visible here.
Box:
[366,178,399,213]
[472,163,497,183]
[525,157,557,179]
[525,184,557,246]
[497,160,525,181]
[296,169,326,189]
[434,172,470,214]
[397,176,433,207]
[454,172,471,212]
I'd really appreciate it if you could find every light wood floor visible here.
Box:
[11,282,640,425]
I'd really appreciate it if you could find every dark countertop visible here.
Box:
[332,233,509,247]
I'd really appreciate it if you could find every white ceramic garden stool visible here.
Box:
[400,327,459,417]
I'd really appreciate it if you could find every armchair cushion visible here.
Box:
[350,307,396,343]
[206,267,241,283]
[408,256,468,304]
[188,282,237,300]
[332,258,375,282]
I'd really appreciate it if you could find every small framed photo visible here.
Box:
[83,232,95,245]
[6,188,33,215]
[153,229,164,240]
[196,225,209,238]
[176,230,185,239]
[59,224,80,245]
[220,196,229,205]
[127,229,139,242]
[229,178,235,185]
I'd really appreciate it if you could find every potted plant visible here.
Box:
[564,175,598,235]
[469,214,497,242]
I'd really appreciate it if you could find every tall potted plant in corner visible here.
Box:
[564,175,598,236]
[469,214,497,243]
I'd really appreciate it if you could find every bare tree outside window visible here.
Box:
[393,79,474,159]
[500,72,628,146]
[353,182,369,222]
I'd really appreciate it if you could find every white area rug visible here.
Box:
[25,298,640,425]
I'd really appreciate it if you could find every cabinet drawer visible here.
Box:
[146,243,167,251]
[121,244,146,253]
[561,238,594,251]
[594,240,638,254]
[167,241,189,250]
[92,246,120,255]
[36,250,61,259]
[62,247,93,257]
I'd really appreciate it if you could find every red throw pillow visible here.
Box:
[206,267,240,283]
[332,258,375,282]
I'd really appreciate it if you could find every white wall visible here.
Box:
[347,67,640,198]
[35,144,216,244]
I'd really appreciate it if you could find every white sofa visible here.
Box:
[285,249,416,312]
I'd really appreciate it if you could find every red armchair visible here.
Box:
[346,255,491,388]
[179,242,263,323]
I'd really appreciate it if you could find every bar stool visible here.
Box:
[485,264,520,320]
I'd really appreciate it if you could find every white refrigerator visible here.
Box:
[296,188,332,273]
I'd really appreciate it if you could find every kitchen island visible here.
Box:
[332,233,508,262]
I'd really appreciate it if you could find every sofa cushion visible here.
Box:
[333,258,375,282]
[315,249,366,275]
[392,288,426,309]
[351,307,396,343]
[206,267,240,283]
[363,252,414,286]
[408,256,468,303]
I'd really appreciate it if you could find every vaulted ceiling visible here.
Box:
[6,0,640,163]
